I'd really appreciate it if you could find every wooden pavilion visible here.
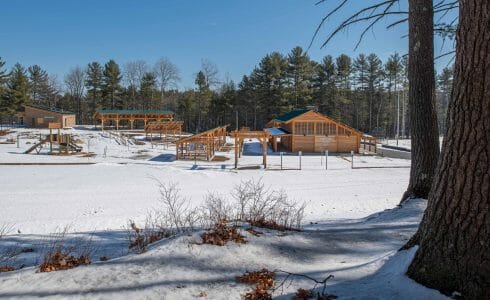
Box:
[233,128,271,168]
[94,109,175,130]
[265,109,363,153]
[145,121,184,141]
[174,125,228,161]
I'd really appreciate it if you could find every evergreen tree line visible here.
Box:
[0,47,453,136]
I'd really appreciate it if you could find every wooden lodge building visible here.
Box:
[265,109,363,153]
[16,105,76,128]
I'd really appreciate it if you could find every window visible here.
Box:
[294,122,313,135]
[316,123,337,136]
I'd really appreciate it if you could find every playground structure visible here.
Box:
[233,128,271,169]
[24,122,82,155]
[93,109,175,130]
[144,121,184,143]
[174,125,228,161]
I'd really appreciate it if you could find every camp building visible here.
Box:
[265,109,362,153]
[17,105,76,128]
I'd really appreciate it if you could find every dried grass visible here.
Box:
[38,227,93,272]
[127,218,172,254]
[201,221,246,246]
[0,266,15,273]
[39,246,90,272]
[237,269,276,300]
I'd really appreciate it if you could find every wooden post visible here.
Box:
[326,150,328,170]
[280,152,283,170]
[49,129,53,153]
[234,131,238,169]
[299,151,302,170]
[262,136,267,168]
[351,150,354,169]
[336,124,339,152]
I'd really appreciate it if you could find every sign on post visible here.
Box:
[48,122,62,129]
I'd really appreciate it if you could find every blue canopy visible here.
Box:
[265,127,289,136]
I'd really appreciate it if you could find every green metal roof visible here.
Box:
[96,109,175,115]
[26,104,75,115]
[274,109,310,122]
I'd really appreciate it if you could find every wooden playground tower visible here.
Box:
[24,122,82,155]
[233,128,271,169]
[174,125,228,161]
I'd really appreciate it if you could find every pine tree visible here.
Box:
[210,79,235,128]
[352,54,369,130]
[139,72,157,109]
[85,62,103,121]
[253,52,288,124]
[0,57,11,123]
[385,53,403,137]
[195,71,211,132]
[177,91,196,132]
[313,55,337,118]
[102,60,122,109]
[6,64,30,113]
[237,75,258,129]
[335,54,352,124]
[401,0,440,201]
[28,65,52,106]
[406,2,489,297]
[287,46,314,108]
[436,67,453,133]
[366,54,384,133]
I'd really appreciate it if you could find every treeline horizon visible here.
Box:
[0,46,452,136]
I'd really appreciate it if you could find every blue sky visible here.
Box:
[0,0,455,89]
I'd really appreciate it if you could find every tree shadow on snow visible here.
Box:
[0,200,427,299]
[148,153,176,162]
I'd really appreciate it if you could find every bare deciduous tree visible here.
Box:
[201,59,220,87]
[154,57,180,106]
[124,60,148,107]
[64,67,85,123]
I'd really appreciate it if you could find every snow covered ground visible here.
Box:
[380,137,444,150]
[0,127,447,299]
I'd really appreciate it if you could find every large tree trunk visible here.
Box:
[406,1,490,298]
[401,0,440,201]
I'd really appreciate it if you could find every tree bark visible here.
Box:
[406,1,490,298]
[401,0,440,201]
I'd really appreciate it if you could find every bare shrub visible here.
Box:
[0,224,12,238]
[0,224,21,270]
[38,227,92,272]
[157,181,200,232]
[202,192,234,226]
[127,181,201,253]
[128,179,305,252]
[127,215,172,254]
[232,179,305,231]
